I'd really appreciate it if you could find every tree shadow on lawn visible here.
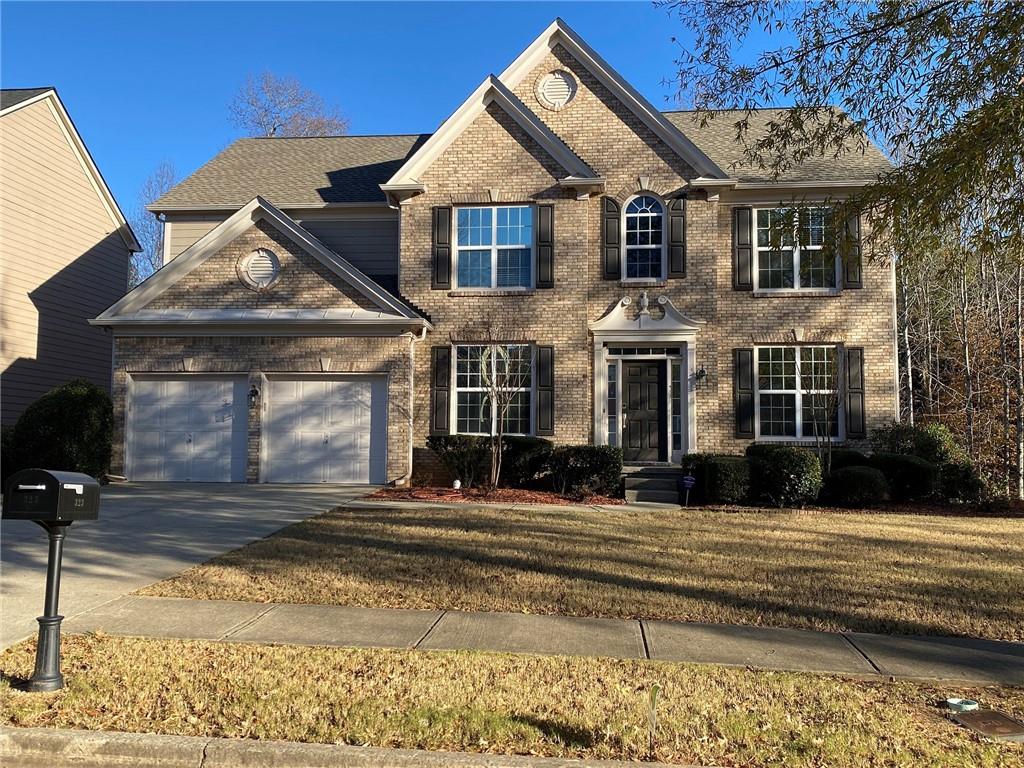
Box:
[510,714,597,749]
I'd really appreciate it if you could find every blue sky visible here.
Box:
[2,2,729,212]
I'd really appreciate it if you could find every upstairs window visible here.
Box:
[455,206,533,289]
[755,207,838,290]
[623,195,665,280]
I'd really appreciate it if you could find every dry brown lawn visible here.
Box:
[142,505,1024,641]
[2,635,1022,767]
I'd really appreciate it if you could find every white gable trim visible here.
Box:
[382,75,599,193]
[499,19,728,180]
[1,89,141,252]
[94,196,427,326]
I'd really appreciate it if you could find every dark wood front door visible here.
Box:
[623,361,666,462]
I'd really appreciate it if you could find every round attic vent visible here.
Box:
[238,248,281,291]
[536,70,577,110]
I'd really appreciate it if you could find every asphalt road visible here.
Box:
[0,482,369,648]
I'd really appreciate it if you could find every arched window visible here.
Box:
[623,195,665,280]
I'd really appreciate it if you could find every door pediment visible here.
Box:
[590,293,704,336]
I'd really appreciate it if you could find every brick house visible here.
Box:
[93,19,896,484]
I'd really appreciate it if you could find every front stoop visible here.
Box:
[622,465,682,505]
[0,726,692,768]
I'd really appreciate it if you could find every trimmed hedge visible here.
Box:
[821,466,891,507]
[499,436,553,489]
[868,452,938,501]
[6,378,113,481]
[687,454,750,504]
[826,448,870,471]
[746,444,823,508]
[425,435,489,488]
[871,422,968,466]
[939,461,986,504]
[548,445,623,499]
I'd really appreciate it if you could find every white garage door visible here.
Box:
[264,376,387,484]
[129,376,248,482]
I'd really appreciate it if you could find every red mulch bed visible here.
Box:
[368,486,625,506]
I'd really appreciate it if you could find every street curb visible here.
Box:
[0,726,696,768]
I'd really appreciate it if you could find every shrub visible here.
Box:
[821,466,891,507]
[939,461,986,504]
[826,448,870,471]
[745,444,822,508]
[686,454,750,504]
[1,425,16,486]
[548,445,623,499]
[426,434,490,488]
[871,422,968,465]
[868,452,938,501]
[499,436,553,489]
[8,378,113,479]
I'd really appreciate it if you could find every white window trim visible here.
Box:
[753,207,841,293]
[753,345,845,442]
[451,343,536,436]
[453,204,536,291]
[621,193,668,283]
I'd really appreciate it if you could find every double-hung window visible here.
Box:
[455,206,533,289]
[454,344,533,435]
[755,207,837,290]
[623,195,665,280]
[756,346,840,439]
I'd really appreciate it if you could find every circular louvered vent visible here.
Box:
[536,70,577,110]
[238,248,281,290]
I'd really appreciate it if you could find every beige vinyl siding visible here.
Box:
[165,209,399,278]
[0,97,132,424]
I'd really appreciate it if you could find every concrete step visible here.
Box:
[621,464,681,476]
[624,475,679,492]
[625,488,680,505]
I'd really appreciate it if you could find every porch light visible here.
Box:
[694,367,708,388]
[248,385,261,408]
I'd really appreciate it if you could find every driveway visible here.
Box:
[0,483,370,649]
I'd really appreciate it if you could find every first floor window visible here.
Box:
[756,207,837,290]
[607,362,618,447]
[455,206,533,289]
[455,344,533,435]
[756,346,840,439]
[671,361,682,451]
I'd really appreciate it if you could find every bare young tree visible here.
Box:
[801,346,842,477]
[228,72,349,137]
[128,161,176,287]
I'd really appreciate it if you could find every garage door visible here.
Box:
[129,376,248,482]
[264,376,387,484]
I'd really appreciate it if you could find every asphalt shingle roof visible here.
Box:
[0,87,54,111]
[152,108,892,209]
[664,108,892,183]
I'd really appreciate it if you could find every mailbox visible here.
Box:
[3,469,99,522]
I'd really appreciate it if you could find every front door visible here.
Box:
[623,361,666,462]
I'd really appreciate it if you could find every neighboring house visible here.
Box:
[92,19,896,484]
[0,87,140,425]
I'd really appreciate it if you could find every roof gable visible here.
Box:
[382,75,601,196]
[499,19,727,181]
[94,197,425,325]
[0,88,140,251]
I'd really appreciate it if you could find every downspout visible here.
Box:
[397,325,428,486]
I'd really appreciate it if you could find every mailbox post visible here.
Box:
[3,469,99,692]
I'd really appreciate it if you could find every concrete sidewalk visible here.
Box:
[63,595,1024,685]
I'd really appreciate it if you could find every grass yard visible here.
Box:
[141,505,1024,641]
[2,635,1022,767]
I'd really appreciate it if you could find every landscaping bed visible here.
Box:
[2,635,1022,767]
[142,505,1024,641]
[368,486,624,506]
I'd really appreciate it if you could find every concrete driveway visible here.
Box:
[0,482,369,649]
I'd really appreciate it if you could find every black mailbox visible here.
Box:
[3,469,99,522]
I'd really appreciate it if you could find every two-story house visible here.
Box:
[1,87,139,425]
[92,19,895,485]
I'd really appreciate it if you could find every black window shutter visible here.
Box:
[535,345,555,436]
[844,346,866,438]
[430,345,451,435]
[842,212,863,289]
[668,197,686,278]
[734,348,755,438]
[733,207,754,291]
[602,197,621,280]
[536,204,554,289]
[431,206,452,290]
